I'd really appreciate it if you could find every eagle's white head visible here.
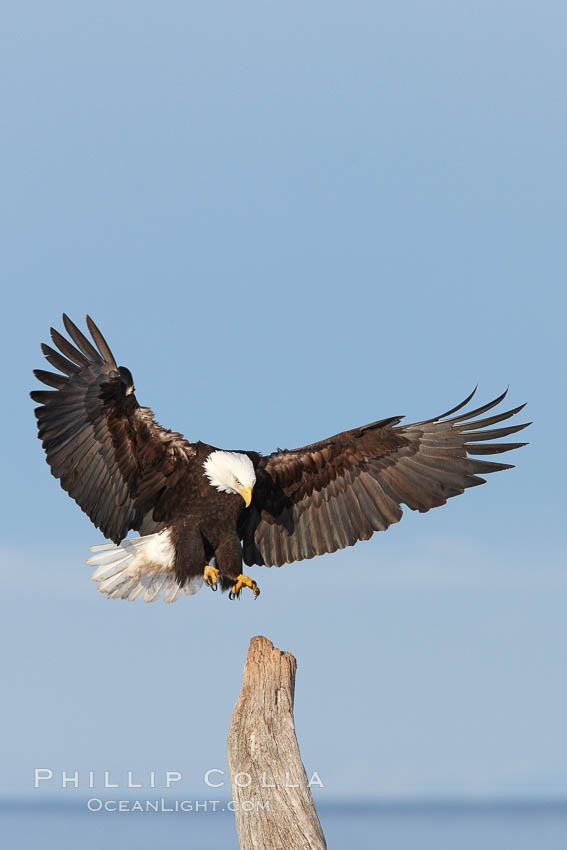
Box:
[203,451,256,507]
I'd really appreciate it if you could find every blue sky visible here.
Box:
[1,1,565,801]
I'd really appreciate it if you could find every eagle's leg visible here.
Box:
[229,574,260,600]
[204,564,220,591]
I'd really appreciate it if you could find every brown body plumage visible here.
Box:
[31,315,530,603]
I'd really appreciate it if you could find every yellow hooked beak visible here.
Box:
[238,486,253,508]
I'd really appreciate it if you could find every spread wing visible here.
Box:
[31,315,195,543]
[240,389,530,567]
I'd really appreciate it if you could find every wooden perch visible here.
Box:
[227,635,327,850]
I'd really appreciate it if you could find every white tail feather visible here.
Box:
[164,580,183,603]
[90,557,131,582]
[88,542,118,553]
[86,530,203,604]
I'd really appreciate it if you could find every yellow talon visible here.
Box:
[229,574,260,600]
[204,564,220,591]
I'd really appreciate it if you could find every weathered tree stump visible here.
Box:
[227,635,327,850]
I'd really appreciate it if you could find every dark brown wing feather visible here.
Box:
[31,315,195,543]
[240,390,530,567]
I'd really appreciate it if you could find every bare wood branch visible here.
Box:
[227,635,327,850]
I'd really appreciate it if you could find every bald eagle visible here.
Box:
[31,315,529,603]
